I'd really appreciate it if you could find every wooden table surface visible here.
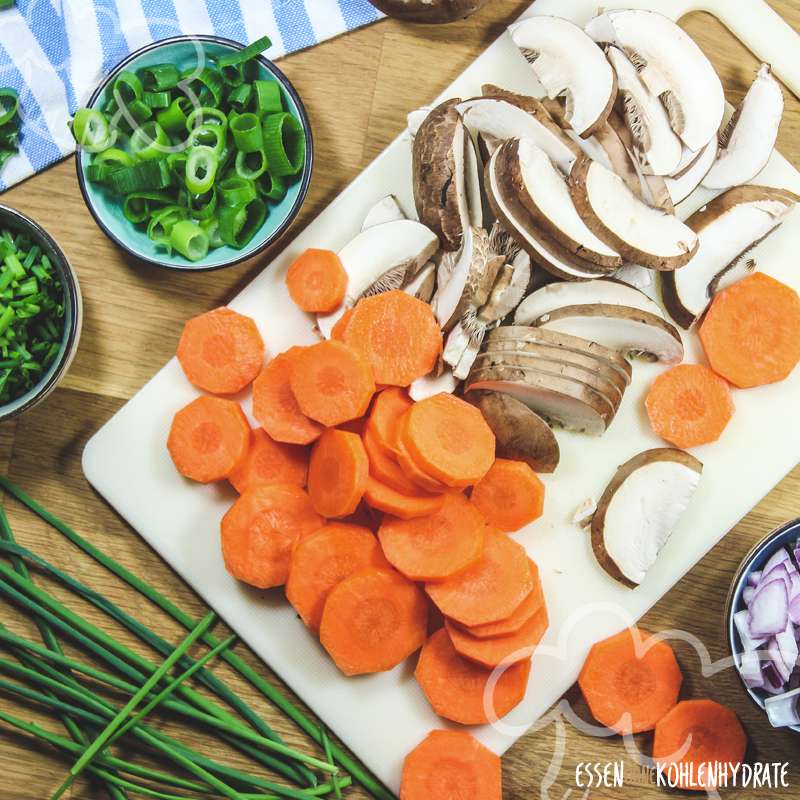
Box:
[1,2,800,798]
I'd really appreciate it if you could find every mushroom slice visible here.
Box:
[409,370,459,402]
[585,10,725,152]
[404,261,436,303]
[412,99,471,251]
[407,106,432,138]
[466,363,614,435]
[591,448,703,588]
[361,195,406,230]
[488,324,632,385]
[464,132,484,228]
[661,185,799,328]
[606,46,682,176]
[614,263,653,290]
[467,390,560,473]
[514,277,663,325]
[664,140,717,205]
[532,303,684,364]
[316,219,439,338]
[508,16,616,138]
[703,64,784,191]
[502,138,622,269]
[568,155,698,270]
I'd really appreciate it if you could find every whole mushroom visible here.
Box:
[369,0,489,24]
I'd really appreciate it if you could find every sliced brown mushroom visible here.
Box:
[467,390,560,473]
[591,448,703,588]
[664,140,717,205]
[361,195,406,230]
[368,0,488,23]
[585,10,725,152]
[404,261,436,303]
[568,154,698,270]
[703,64,784,191]
[613,263,654,290]
[532,303,685,364]
[661,185,799,328]
[508,16,617,138]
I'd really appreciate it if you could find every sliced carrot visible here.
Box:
[653,699,746,790]
[470,458,545,532]
[645,363,734,449]
[307,428,368,518]
[286,523,389,633]
[363,425,421,495]
[378,493,485,580]
[330,307,354,342]
[285,248,347,313]
[426,529,533,627]
[343,290,442,386]
[401,730,502,800]
[445,604,548,668]
[394,433,451,494]
[363,477,446,520]
[177,307,264,395]
[415,628,531,724]
[401,393,495,488]
[221,484,323,589]
[319,567,428,675]
[167,396,250,484]
[228,428,308,493]
[464,561,544,639]
[699,272,800,388]
[252,349,323,445]
[289,339,375,427]
[366,387,413,456]
[578,627,683,735]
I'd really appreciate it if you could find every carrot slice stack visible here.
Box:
[342,290,442,386]
[289,340,375,427]
[285,248,347,313]
[228,428,308,493]
[415,628,530,724]
[578,627,683,734]
[378,493,485,581]
[366,387,412,456]
[221,484,323,589]
[426,529,533,627]
[252,349,323,445]
[362,425,419,495]
[320,567,428,675]
[286,523,388,633]
[401,730,502,800]
[307,429,369,517]
[177,307,264,395]
[470,458,545,532]
[362,477,445,520]
[645,363,734,449]
[167,396,250,483]
[330,308,354,341]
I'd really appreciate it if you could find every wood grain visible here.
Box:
[1,2,799,798]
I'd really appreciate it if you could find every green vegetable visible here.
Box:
[105,159,172,194]
[0,89,21,172]
[129,121,169,160]
[219,197,267,248]
[141,64,180,92]
[263,112,306,176]
[253,80,282,116]
[169,219,209,261]
[185,145,218,194]
[71,108,115,153]
[219,175,257,207]
[156,96,189,135]
[230,112,263,153]
[218,36,272,68]
[0,87,19,126]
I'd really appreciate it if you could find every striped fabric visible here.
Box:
[0,0,384,191]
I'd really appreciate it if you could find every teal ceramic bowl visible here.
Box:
[76,36,313,271]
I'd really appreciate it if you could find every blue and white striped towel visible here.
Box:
[0,0,384,191]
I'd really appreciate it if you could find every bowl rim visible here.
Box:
[724,515,800,731]
[0,203,82,419]
[74,34,313,272]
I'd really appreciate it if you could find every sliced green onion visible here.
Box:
[234,149,267,180]
[219,197,266,249]
[257,170,287,202]
[122,191,171,224]
[126,98,152,123]
[156,96,190,135]
[188,188,217,221]
[166,151,187,183]
[112,70,142,105]
[185,106,227,131]
[143,90,170,109]
[253,80,282,117]
[71,109,115,153]
[219,175,256,207]
[141,64,180,92]
[0,88,19,127]
[200,217,224,249]
[221,62,245,88]
[188,66,224,106]
[187,123,225,154]
[86,163,123,185]
[185,146,218,194]
[218,36,272,68]
[107,159,172,194]
[227,83,252,112]
[230,112,262,153]
[129,121,169,161]
[262,112,305,176]
[169,220,209,262]
[94,147,134,170]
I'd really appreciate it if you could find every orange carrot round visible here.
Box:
[699,272,800,388]
[228,428,308,493]
[415,628,531,724]
[286,523,389,633]
[320,567,428,675]
[401,393,495,488]
[221,483,323,589]
[426,529,533,627]
[367,387,413,457]
[401,730,502,800]
[653,699,746,790]
[445,604,548,668]
[470,458,545,532]
[362,425,420,495]
[167,396,250,483]
[330,307,354,342]
[289,339,376,427]
[252,349,323,445]
[285,248,348,313]
[363,477,445,520]
[343,290,442,386]
[177,307,264,395]
[378,493,485,581]
[307,428,369,517]
[578,627,683,735]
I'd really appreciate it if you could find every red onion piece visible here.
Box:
[764,687,800,728]
[762,546,791,577]
[763,661,786,694]
[734,608,766,650]
[743,586,755,605]
[747,570,763,587]
[748,579,789,638]
[739,649,764,688]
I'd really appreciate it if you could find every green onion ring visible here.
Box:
[187,123,225,154]
[143,91,171,109]
[170,220,209,262]
[218,176,256,208]
[217,36,272,68]
[257,171,287,202]
[94,147,134,170]
[141,64,180,92]
[130,121,169,161]
[218,197,266,249]
[234,149,267,181]
[262,112,305,177]
[230,112,262,153]
[72,109,116,153]
[227,83,252,112]
[112,70,143,106]
[185,106,227,131]
[122,191,171,224]
[188,188,218,221]
[253,81,282,117]
[185,146,218,194]
[0,89,19,127]
[156,96,190,136]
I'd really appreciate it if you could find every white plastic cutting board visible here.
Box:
[83,1,800,792]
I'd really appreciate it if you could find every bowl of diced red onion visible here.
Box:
[727,518,800,732]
